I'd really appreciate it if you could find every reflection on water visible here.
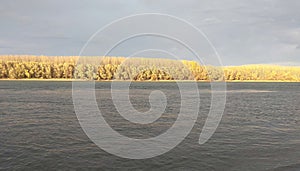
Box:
[0,81,300,170]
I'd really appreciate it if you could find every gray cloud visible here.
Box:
[0,0,299,65]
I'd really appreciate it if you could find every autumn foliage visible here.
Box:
[1,55,300,81]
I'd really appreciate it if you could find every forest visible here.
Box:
[1,55,300,81]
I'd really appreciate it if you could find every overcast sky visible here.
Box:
[1,0,300,65]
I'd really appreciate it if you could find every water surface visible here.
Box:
[0,81,300,170]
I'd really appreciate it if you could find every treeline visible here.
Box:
[0,55,300,81]
[224,65,300,81]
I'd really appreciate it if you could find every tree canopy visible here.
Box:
[1,55,299,81]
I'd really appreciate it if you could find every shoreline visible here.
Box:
[0,79,299,83]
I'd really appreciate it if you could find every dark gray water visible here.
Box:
[0,81,300,170]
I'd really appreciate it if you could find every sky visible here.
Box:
[1,0,300,65]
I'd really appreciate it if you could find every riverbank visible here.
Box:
[1,79,299,82]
